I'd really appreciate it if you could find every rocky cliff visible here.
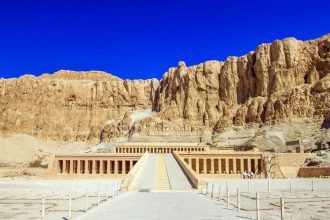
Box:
[0,70,159,143]
[1,34,330,146]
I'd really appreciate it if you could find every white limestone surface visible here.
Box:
[0,178,122,220]
[205,178,330,220]
[77,191,250,220]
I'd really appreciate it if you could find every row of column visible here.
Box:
[57,159,138,175]
[184,157,262,174]
[115,147,205,153]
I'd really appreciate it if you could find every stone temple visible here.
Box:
[47,142,314,191]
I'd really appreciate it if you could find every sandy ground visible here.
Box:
[205,178,330,220]
[0,134,91,166]
[212,121,325,152]
[0,167,48,178]
[0,178,122,220]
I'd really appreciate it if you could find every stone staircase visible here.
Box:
[153,154,171,190]
[129,153,193,191]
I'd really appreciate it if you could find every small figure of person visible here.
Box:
[250,171,254,179]
[243,171,247,179]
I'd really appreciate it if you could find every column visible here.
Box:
[100,160,104,174]
[123,160,126,174]
[130,160,133,170]
[62,160,66,174]
[247,158,251,172]
[240,158,244,173]
[77,160,81,174]
[69,160,73,174]
[233,158,237,174]
[225,158,229,174]
[218,158,221,174]
[114,160,118,174]
[107,160,111,174]
[211,158,214,174]
[203,158,206,174]
[92,160,96,174]
[196,158,200,174]
[85,159,88,174]
[188,158,192,167]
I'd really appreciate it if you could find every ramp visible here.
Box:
[164,153,193,190]
[153,154,171,190]
[130,154,157,191]
[129,153,193,191]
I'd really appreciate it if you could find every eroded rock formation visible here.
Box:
[0,70,158,142]
[0,34,330,144]
[153,34,330,132]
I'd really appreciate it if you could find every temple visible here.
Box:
[47,142,314,190]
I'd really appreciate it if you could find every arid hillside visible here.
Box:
[0,34,330,165]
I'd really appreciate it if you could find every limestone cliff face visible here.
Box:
[0,34,330,143]
[153,34,330,132]
[0,71,158,142]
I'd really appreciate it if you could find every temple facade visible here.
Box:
[47,142,314,189]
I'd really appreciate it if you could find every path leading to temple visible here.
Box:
[154,154,171,190]
[77,192,249,220]
[164,153,193,190]
[130,153,193,191]
[130,154,157,191]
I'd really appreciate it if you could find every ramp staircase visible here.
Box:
[154,154,171,190]
[129,153,193,191]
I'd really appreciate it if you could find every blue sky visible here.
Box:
[0,0,329,80]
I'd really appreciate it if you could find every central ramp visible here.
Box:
[154,154,171,190]
[164,153,193,190]
[130,153,193,191]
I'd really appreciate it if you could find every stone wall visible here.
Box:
[273,153,315,178]
[298,167,330,177]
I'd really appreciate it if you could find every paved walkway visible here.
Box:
[78,192,250,220]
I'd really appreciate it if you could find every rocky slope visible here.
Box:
[0,70,159,143]
[152,34,330,133]
[1,34,330,151]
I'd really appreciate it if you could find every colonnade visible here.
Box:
[57,158,138,175]
[115,146,206,153]
[183,157,263,174]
